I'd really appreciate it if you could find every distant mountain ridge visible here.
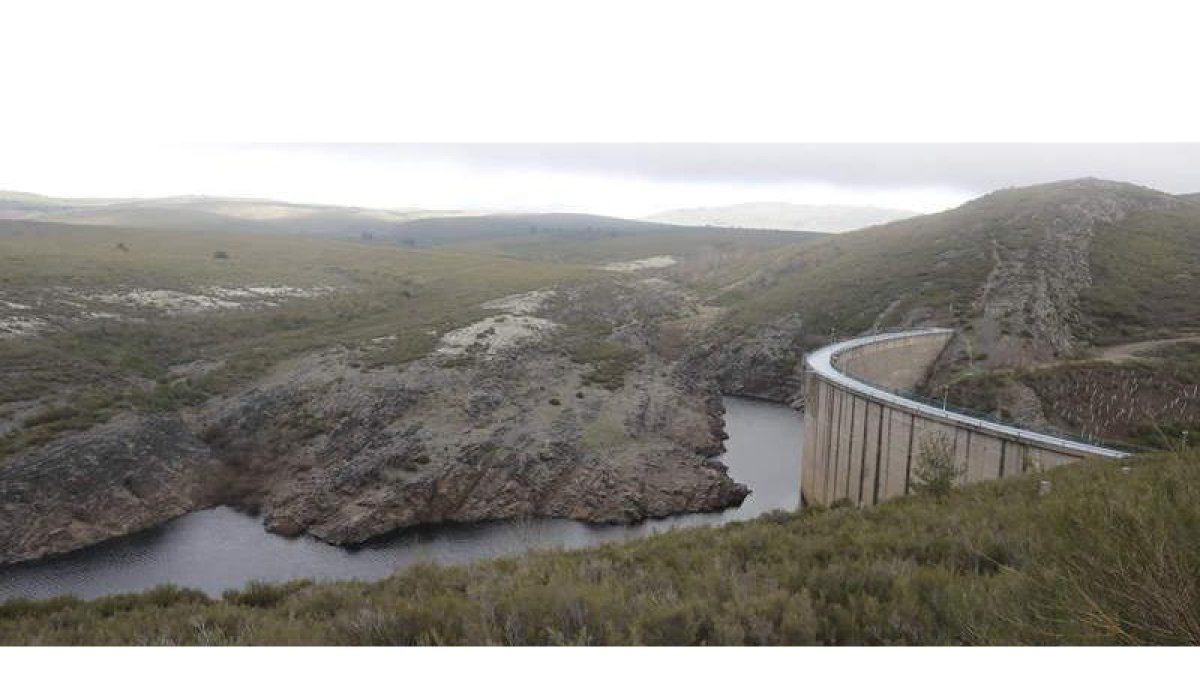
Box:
[0,191,474,236]
[647,202,919,233]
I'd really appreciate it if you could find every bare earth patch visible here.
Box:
[434,288,561,357]
[0,317,49,339]
[599,256,678,272]
[437,315,559,356]
[81,286,336,315]
[1096,335,1200,364]
[0,285,340,339]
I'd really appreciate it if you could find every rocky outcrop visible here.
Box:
[706,314,806,405]
[0,413,215,565]
[192,280,747,545]
[946,179,1183,370]
[0,277,749,563]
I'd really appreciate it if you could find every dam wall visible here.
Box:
[800,328,1126,507]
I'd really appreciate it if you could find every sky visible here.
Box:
[2,144,1199,218]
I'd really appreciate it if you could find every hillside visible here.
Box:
[3,436,1196,645]
[378,212,675,248]
[647,202,918,233]
[703,179,1200,445]
[0,191,469,238]
[1,218,812,564]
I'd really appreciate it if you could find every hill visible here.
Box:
[378,212,676,248]
[2,218,805,563]
[703,178,1200,445]
[647,202,919,233]
[0,191,469,238]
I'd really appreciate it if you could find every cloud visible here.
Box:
[302,143,1200,193]
[3,144,1198,218]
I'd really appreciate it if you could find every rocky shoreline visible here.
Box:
[0,279,768,566]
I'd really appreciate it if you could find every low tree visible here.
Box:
[912,431,964,500]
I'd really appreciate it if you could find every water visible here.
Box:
[0,397,803,601]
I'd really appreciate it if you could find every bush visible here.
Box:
[911,432,963,500]
[571,340,640,390]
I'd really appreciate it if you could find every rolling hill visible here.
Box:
[704,178,1200,446]
[647,202,919,233]
[0,191,470,238]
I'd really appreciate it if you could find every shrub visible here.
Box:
[911,432,963,500]
[571,340,639,390]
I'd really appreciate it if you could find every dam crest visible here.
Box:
[800,328,1126,507]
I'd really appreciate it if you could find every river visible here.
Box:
[0,396,803,601]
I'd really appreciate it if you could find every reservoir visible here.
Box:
[0,396,803,601]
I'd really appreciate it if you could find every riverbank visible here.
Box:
[2,438,1195,645]
[0,397,803,601]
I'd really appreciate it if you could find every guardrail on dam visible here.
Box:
[800,328,1127,507]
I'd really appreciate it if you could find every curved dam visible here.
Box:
[800,328,1126,507]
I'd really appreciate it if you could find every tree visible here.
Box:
[911,431,964,500]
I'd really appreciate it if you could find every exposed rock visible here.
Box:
[0,276,756,564]
[706,314,806,404]
[193,314,746,546]
[951,178,1180,369]
[0,413,215,565]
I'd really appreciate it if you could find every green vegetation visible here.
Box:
[1081,205,1200,343]
[936,345,1200,452]
[571,339,640,390]
[450,226,817,266]
[910,432,964,499]
[713,180,1200,354]
[713,207,991,346]
[0,222,590,457]
[3,439,1198,645]
[1023,357,1200,451]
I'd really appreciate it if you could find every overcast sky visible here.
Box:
[2,144,1198,218]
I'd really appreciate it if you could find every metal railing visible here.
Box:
[805,328,1134,459]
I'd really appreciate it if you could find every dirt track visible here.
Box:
[1095,335,1200,364]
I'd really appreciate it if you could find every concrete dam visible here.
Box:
[800,328,1127,507]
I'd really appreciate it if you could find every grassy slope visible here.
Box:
[0,219,810,458]
[0,221,591,456]
[714,180,1200,348]
[447,226,819,266]
[941,342,1200,452]
[0,193,461,236]
[1081,204,1200,343]
[931,199,1200,449]
[705,181,1200,448]
[714,209,988,345]
[3,440,1196,645]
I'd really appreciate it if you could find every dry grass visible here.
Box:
[3,438,1198,645]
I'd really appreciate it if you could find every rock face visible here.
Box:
[706,315,806,405]
[959,179,1176,367]
[0,277,748,563]
[191,341,745,546]
[192,278,746,545]
[0,414,215,565]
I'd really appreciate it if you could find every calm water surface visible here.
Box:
[0,397,803,600]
